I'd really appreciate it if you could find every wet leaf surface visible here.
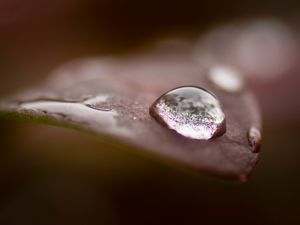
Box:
[0,51,262,181]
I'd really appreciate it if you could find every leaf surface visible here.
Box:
[0,51,262,181]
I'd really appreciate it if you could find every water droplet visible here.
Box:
[247,126,262,153]
[83,95,112,111]
[150,86,226,140]
[208,65,244,93]
[19,98,131,138]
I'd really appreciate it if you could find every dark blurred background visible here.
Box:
[1,0,300,224]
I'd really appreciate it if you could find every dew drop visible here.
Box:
[83,95,112,111]
[247,126,262,153]
[150,86,226,140]
[208,65,244,93]
[19,99,131,137]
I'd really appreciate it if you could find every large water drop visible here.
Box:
[150,86,226,140]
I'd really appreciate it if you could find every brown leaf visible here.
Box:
[0,51,262,181]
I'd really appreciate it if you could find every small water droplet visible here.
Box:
[85,104,112,111]
[208,65,244,93]
[150,86,226,140]
[133,116,137,120]
[83,95,112,111]
[247,126,262,153]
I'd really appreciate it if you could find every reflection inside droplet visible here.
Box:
[209,65,244,93]
[150,86,226,140]
[247,126,262,153]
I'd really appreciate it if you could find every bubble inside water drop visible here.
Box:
[150,86,226,140]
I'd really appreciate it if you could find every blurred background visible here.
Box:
[0,0,300,224]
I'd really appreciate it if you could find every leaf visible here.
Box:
[0,50,262,181]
